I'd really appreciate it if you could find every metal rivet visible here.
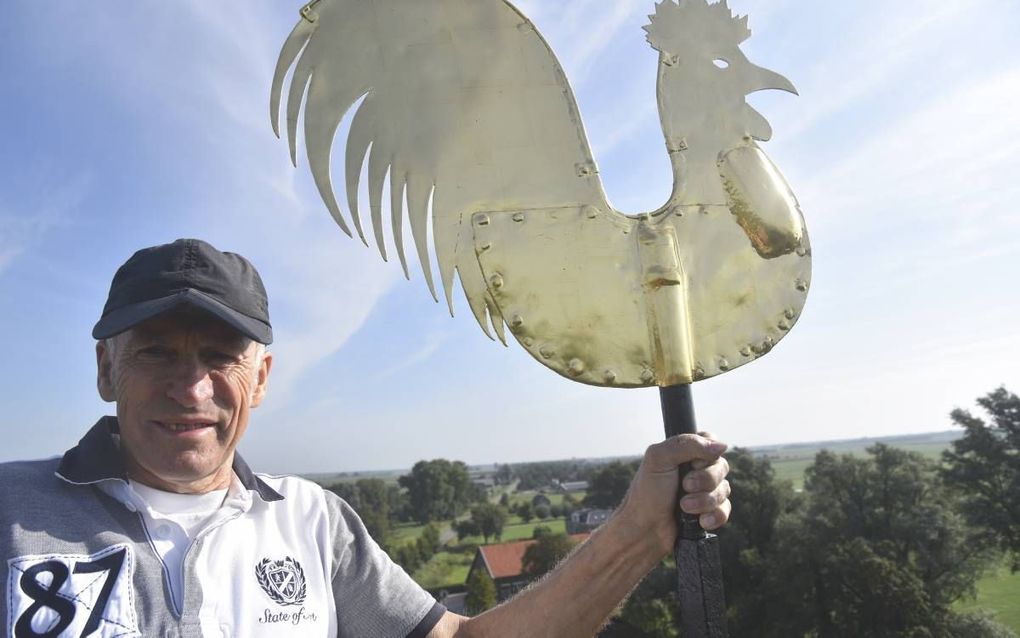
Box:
[584,206,598,219]
[480,242,493,252]
[718,358,730,371]
[523,337,534,347]
[512,212,525,223]
[784,308,796,320]
[539,345,555,359]
[640,369,654,383]
[739,346,752,357]
[778,319,791,331]
[510,314,523,328]
[796,246,809,257]
[795,279,808,292]
[693,366,706,380]
[476,214,490,226]
[489,274,504,289]
[568,359,585,376]
[603,369,617,383]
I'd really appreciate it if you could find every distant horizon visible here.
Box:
[297,428,962,478]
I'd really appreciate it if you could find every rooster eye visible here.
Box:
[713,58,730,69]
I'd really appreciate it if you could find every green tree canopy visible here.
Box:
[522,532,577,579]
[752,445,1001,637]
[465,568,497,615]
[471,503,508,543]
[583,461,637,509]
[941,386,1020,570]
[326,478,402,544]
[398,459,478,524]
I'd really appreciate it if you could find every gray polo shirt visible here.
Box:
[1,417,445,637]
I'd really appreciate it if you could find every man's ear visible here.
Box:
[250,350,273,407]
[96,340,117,402]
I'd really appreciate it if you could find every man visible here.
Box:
[1,239,731,637]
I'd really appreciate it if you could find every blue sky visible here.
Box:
[1,0,1018,473]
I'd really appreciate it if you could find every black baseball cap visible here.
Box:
[92,239,273,344]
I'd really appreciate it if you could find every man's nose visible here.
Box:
[166,359,214,407]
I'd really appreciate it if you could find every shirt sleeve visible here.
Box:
[324,491,446,638]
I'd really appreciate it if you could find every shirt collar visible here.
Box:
[56,416,283,503]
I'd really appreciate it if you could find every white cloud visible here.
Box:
[0,173,91,275]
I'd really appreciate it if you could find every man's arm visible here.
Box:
[428,433,731,638]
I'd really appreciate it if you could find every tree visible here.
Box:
[493,463,514,486]
[455,519,481,541]
[498,492,510,507]
[517,502,534,523]
[398,459,478,524]
[713,448,801,633]
[465,568,497,615]
[522,532,577,579]
[326,479,394,544]
[583,461,637,509]
[531,525,552,540]
[471,503,508,543]
[941,386,1020,570]
[615,563,678,638]
[535,503,551,520]
[747,445,1005,637]
[417,523,442,559]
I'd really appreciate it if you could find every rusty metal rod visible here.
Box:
[659,384,728,638]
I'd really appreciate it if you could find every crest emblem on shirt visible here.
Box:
[255,557,307,606]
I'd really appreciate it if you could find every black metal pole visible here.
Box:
[659,384,728,638]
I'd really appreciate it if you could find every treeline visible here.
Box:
[605,387,1019,637]
[500,458,606,491]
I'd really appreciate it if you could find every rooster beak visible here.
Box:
[746,63,798,96]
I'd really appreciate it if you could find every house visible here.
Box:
[566,508,612,534]
[553,480,589,493]
[466,533,590,602]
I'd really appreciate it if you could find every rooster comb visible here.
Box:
[643,0,751,53]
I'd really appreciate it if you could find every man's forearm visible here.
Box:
[457,513,668,637]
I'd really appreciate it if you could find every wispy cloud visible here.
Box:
[0,172,91,275]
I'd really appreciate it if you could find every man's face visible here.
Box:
[96,309,272,493]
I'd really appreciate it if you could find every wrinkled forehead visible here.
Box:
[123,307,252,349]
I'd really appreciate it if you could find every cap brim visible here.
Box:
[92,289,273,344]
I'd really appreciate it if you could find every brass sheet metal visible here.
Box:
[273,0,812,388]
[473,200,810,387]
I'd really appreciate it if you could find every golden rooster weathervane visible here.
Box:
[271,0,809,390]
[271,1,810,634]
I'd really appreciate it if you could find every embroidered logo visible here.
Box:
[7,544,140,637]
[255,557,307,606]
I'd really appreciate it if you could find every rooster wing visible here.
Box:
[271,0,610,340]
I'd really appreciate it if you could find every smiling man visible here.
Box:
[0,238,731,637]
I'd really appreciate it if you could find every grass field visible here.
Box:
[957,566,1020,632]
[413,546,476,590]
[760,431,959,489]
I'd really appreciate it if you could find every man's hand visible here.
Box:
[432,432,732,637]
[617,432,731,555]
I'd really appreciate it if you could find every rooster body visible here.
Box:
[273,0,811,386]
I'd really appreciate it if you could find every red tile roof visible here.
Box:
[478,533,590,579]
